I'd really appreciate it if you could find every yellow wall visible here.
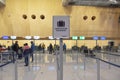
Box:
[0,0,120,37]
[0,0,120,48]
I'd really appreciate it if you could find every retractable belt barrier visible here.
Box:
[92,57,120,68]
[101,51,120,57]
[0,51,15,68]
[0,61,13,67]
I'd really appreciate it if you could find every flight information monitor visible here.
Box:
[33,36,40,40]
[93,36,99,40]
[49,36,54,40]
[79,36,85,40]
[10,36,17,40]
[100,36,106,40]
[25,36,32,40]
[72,36,78,40]
[2,36,9,40]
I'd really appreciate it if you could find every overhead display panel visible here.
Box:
[93,36,99,40]
[72,36,78,40]
[33,36,40,40]
[2,36,9,40]
[100,36,106,40]
[79,36,85,40]
[25,36,32,40]
[10,36,17,40]
[49,36,54,40]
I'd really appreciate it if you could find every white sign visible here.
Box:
[53,16,70,38]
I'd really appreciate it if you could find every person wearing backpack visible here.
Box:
[23,43,30,66]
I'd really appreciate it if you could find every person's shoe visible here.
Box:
[24,64,28,66]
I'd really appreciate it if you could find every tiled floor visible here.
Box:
[0,51,120,80]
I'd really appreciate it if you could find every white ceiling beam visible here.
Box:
[0,0,5,7]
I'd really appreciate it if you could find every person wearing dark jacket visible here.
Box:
[12,41,19,58]
[49,43,53,54]
[63,43,66,53]
[12,41,19,53]
[30,41,35,62]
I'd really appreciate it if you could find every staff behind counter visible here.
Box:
[0,44,8,52]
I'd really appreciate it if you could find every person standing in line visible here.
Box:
[23,43,30,66]
[30,41,35,62]
[42,43,45,53]
[63,43,66,53]
[38,43,42,51]
[49,43,53,54]
[12,41,19,58]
